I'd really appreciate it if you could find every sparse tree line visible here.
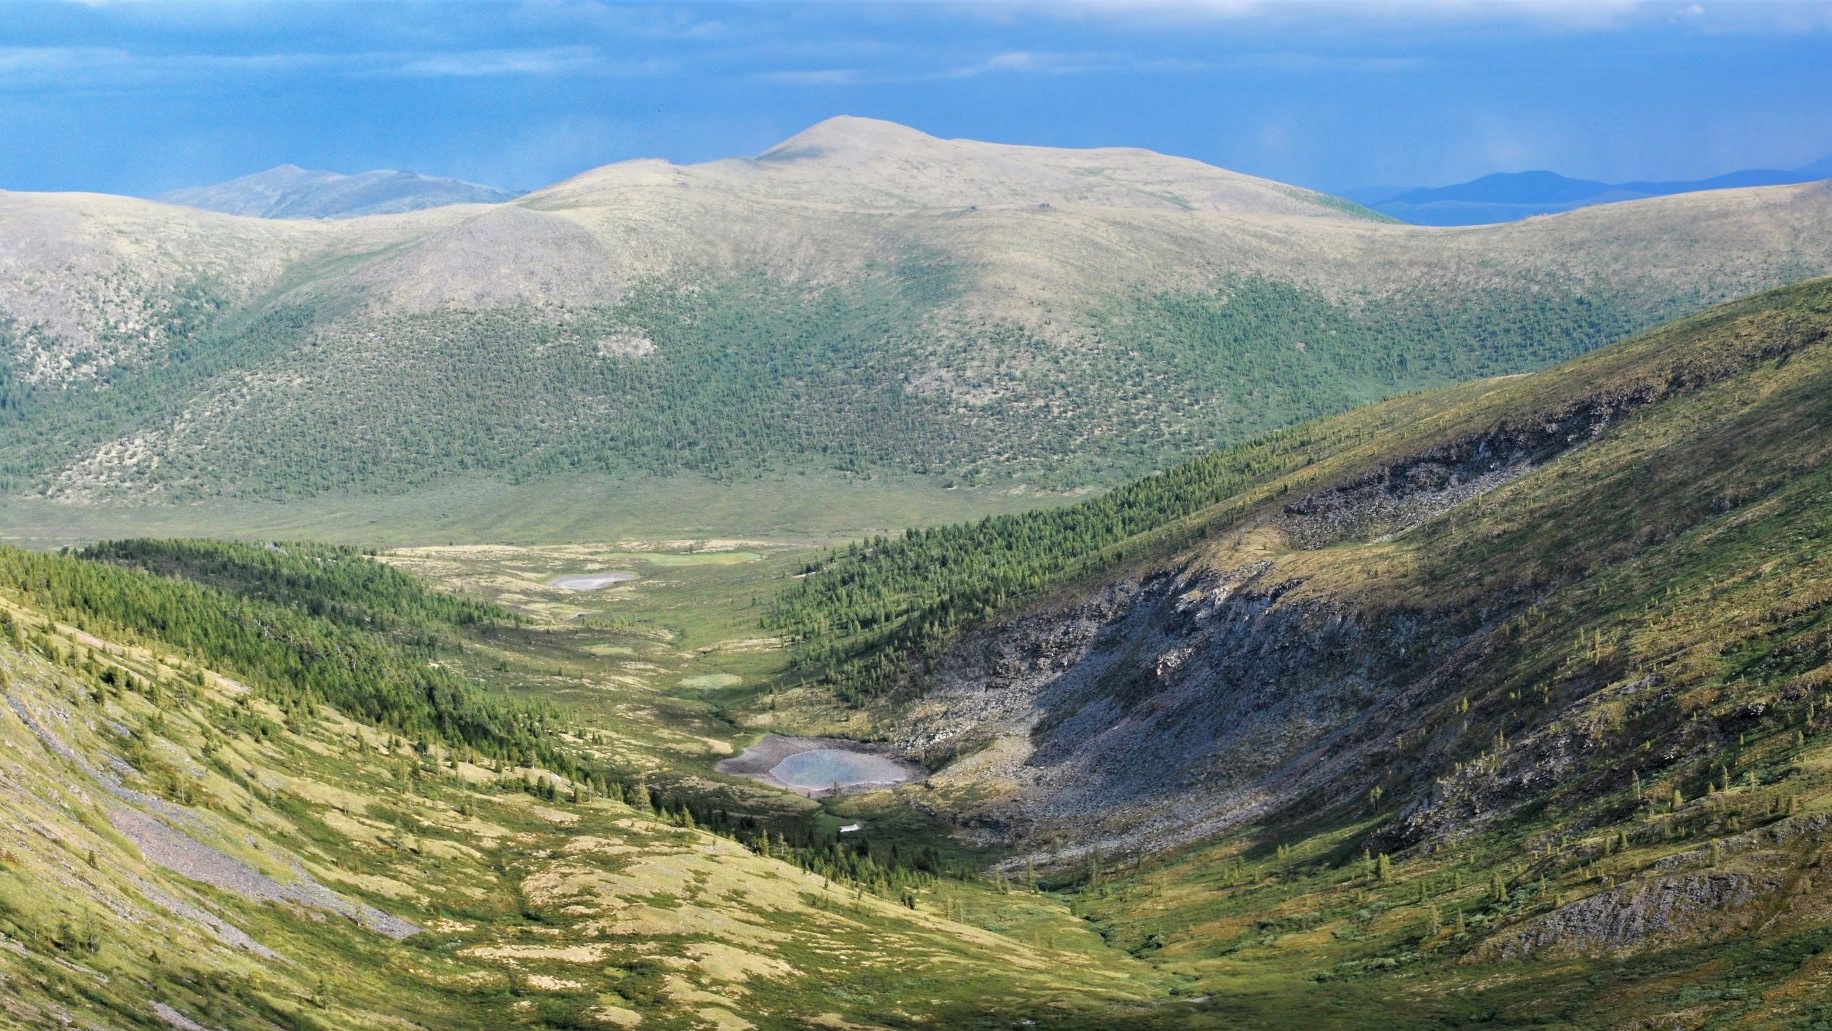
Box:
[0,540,557,767]
[0,270,1655,501]
[765,416,1370,701]
[0,540,982,911]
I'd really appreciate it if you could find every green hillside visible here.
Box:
[7,277,1832,1029]
[760,277,1832,1026]
[2,270,1652,503]
[4,119,1831,524]
[0,540,1197,1030]
[772,275,1832,696]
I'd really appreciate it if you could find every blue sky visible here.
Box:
[3,1,1830,197]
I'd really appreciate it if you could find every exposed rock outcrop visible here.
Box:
[1279,388,1663,549]
[898,561,1451,859]
[1473,816,1832,961]
[1473,872,1772,960]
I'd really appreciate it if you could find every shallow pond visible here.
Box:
[769,749,913,792]
[716,735,923,796]
[548,571,638,591]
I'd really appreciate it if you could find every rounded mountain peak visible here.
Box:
[757,116,941,161]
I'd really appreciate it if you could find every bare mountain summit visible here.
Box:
[534,115,1383,217]
[158,164,518,219]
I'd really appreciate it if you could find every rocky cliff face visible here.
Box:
[1276,389,1656,549]
[889,306,1832,865]
[897,558,1467,860]
[1471,815,1832,960]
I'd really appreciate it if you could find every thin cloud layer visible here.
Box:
[2,0,1827,197]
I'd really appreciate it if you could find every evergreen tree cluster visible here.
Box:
[766,417,1371,701]
[0,541,550,765]
[0,269,1658,500]
[84,538,508,632]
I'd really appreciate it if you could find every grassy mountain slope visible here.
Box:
[762,277,1832,1026]
[3,120,1832,517]
[0,541,1205,1030]
[9,278,1832,1028]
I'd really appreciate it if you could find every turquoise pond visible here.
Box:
[769,749,914,791]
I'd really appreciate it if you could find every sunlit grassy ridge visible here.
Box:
[0,542,1204,1030]
[772,276,1832,699]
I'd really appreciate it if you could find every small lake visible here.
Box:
[770,749,913,792]
[716,735,924,796]
[548,571,638,591]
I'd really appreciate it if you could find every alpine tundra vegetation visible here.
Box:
[10,267,1832,1031]
[6,3,1832,1028]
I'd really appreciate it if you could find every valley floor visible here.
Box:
[11,273,1832,1029]
[12,532,1832,1030]
[0,537,1196,1030]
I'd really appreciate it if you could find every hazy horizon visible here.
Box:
[4,0,1831,198]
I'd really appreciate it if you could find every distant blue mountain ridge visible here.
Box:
[158,164,520,219]
[1346,157,1832,226]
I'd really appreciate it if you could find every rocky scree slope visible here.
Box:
[816,278,1832,881]
[754,277,1832,1027]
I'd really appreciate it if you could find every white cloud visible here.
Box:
[755,43,1418,88]
[996,0,1645,31]
[759,49,1180,86]
[950,50,1102,76]
[1675,0,1832,34]
[1220,51,1423,72]
[386,47,602,79]
[1025,0,1832,34]
[758,68,865,86]
[0,42,675,92]
[509,1,730,41]
[1257,121,1294,154]
[0,46,133,75]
